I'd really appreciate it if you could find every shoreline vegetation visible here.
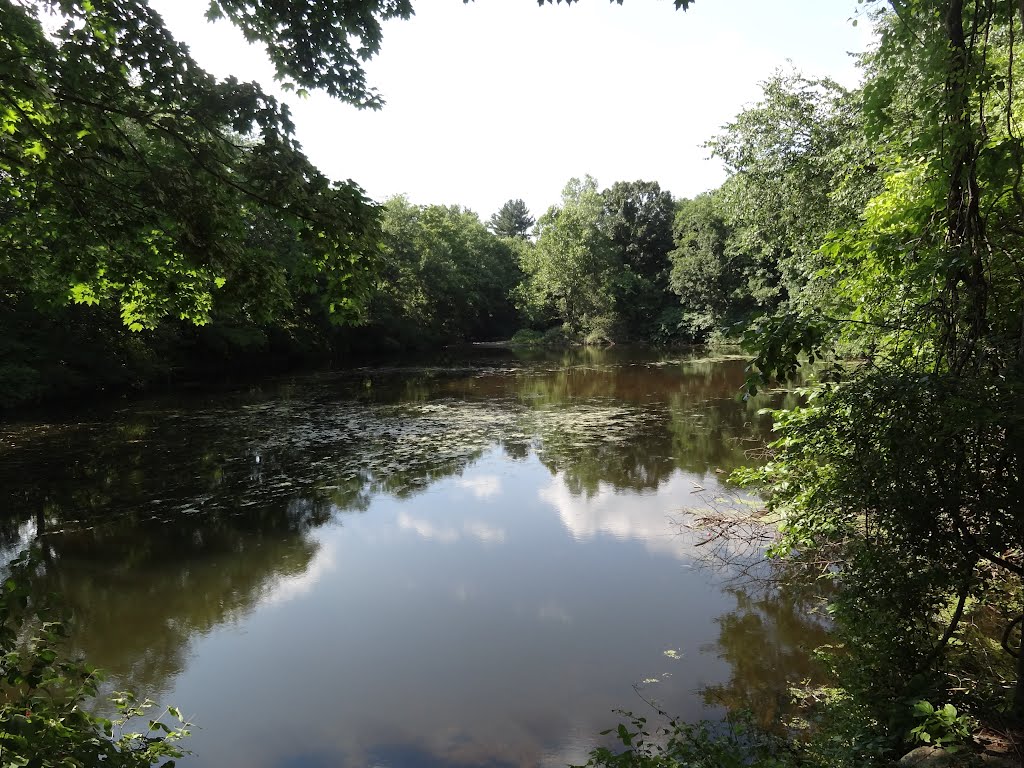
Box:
[4,0,1024,766]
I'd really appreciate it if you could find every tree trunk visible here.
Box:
[942,0,987,373]
[1015,645,1024,719]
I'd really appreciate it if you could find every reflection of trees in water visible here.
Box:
[322,447,489,509]
[666,362,805,477]
[667,397,770,476]
[701,586,831,729]
[1,409,339,699]
[534,412,677,496]
[0,391,506,699]
[0,351,794,535]
[29,496,329,699]
[509,355,798,494]
[308,353,779,502]
[2,413,271,535]
[0,352,805,707]
[499,436,531,461]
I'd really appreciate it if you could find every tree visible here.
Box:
[517,176,621,340]
[488,198,535,239]
[204,0,413,108]
[597,180,678,338]
[734,0,1024,722]
[705,69,876,317]
[600,180,675,284]
[0,550,192,766]
[659,71,877,345]
[669,189,749,339]
[535,0,694,7]
[1,1,397,332]
[367,196,521,347]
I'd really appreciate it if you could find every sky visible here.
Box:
[149,0,873,221]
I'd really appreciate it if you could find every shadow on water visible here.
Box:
[0,347,822,767]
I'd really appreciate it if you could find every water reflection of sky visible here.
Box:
[0,352,818,768]
[165,449,736,768]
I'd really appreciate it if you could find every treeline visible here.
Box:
[0,0,876,412]
[1,194,522,407]
[0,73,863,409]
[0,0,875,410]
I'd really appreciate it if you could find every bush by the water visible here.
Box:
[0,550,191,767]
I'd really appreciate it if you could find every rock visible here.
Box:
[899,747,959,768]
[897,746,1020,768]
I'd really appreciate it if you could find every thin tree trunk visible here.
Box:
[1015,646,1024,718]
[943,0,987,373]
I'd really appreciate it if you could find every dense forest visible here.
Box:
[3,0,1024,767]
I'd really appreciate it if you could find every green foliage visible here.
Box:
[205,0,413,107]
[367,196,522,347]
[757,369,1022,671]
[707,69,873,306]
[516,177,680,342]
[577,710,793,768]
[907,701,971,748]
[669,189,753,340]
[641,0,1024,756]
[0,550,191,766]
[728,0,1024,729]
[488,199,535,239]
[737,311,828,395]
[509,328,548,346]
[536,0,695,8]
[785,685,894,768]
[2,1,382,334]
[601,180,678,339]
[601,180,675,284]
[578,688,895,768]
[517,176,622,340]
[666,70,875,346]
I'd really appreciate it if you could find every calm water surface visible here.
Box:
[0,348,825,768]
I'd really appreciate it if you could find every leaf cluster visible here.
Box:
[2,1,382,331]
[0,550,191,767]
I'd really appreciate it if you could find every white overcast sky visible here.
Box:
[149,0,872,220]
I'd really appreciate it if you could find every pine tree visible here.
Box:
[488,199,535,239]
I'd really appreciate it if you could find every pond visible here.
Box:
[0,347,826,768]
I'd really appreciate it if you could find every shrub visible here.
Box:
[0,550,191,767]
[510,328,545,346]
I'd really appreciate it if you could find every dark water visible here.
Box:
[0,347,826,768]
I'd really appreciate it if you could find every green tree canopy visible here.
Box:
[706,70,874,314]
[1,0,395,331]
[368,196,521,346]
[733,0,1024,724]
[517,176,621,340]
[600,180,675,284]
[488,198,535,239]
[669,189,750,339]
[205,0,413,107]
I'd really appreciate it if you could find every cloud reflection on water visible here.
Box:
[456,474,504,499]
[539,470,714,560]
[263,542,338,606]
[397,511,507,546]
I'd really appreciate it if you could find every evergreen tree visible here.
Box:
[488,199,535,239]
